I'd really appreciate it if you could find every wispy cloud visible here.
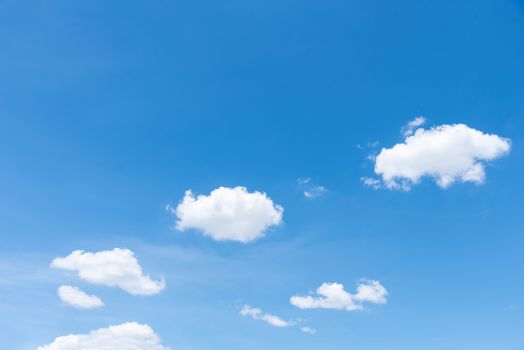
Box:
[401,116,426,137]
[240,304,315,334]
[360,177,382,190]
[300,326,317,335]
[240,305,290,328]
[297,178,327,198]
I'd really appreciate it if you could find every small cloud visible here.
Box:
[240,305,290,328]
[304,186,327,198]
[51,248,165,296]
[297,178,327,198]
[240,305,315,335]
[57,285,104,309]
[353,279,388,304]
[297,177,311,186]
[357,141,380,150]
[401,116,426,137]
[169,186,283,243]
[357,141,381,165]
[360,177,381,190]
[300,326,317,335]
[290,280,387,312]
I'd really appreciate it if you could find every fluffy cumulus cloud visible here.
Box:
[57,285,104,309]
[51,248,165,296]
[37,322,169,350]
[240,305,290,328]
[170,186,284,243]
[369,123,511,190]
[290,280,387,311]
[353,280,388,304]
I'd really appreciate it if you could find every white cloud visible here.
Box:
[401,116,427,137]
[170,186,283,243]
[297,177,311,186]
[37,322,169,350]
[300,326,317,335]
[353,280,388,304]
[290,283,360,311]
[361,177,382,190]
[304,186,327,198]
[297,178,327,198]
[372,123,511,189]
[51,248,165,296]
[240,305,290,328]
[290,280,387,311]
[57,285,104,309]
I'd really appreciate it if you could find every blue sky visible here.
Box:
[1,0,524,349]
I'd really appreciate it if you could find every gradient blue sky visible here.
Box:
[1,0,524,349]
